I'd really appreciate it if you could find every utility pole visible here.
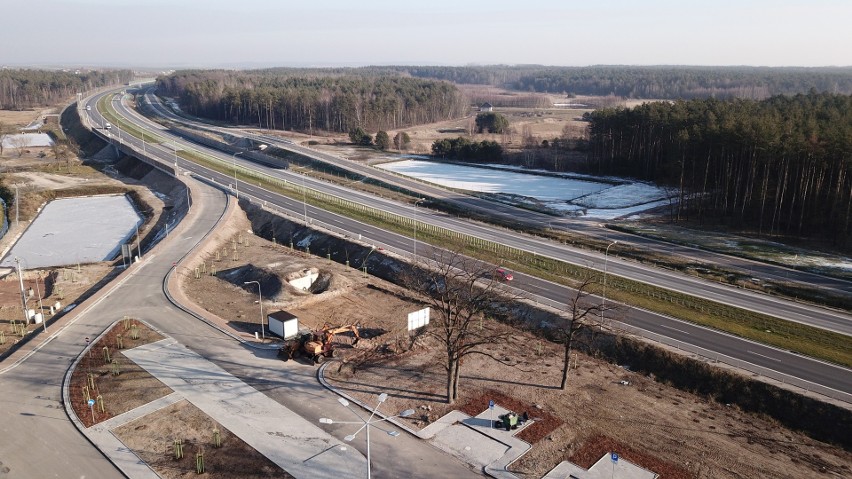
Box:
[35,272,46,333]
[15,258,29,324]
[14,184,19,227]
[302,174,308,225]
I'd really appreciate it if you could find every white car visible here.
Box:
[86,105,91,111]
[104,122,111,130]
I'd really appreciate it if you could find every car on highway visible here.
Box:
[495,268,513,282]
[86,105,91,111]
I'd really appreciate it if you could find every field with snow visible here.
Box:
[1,133,54,149]
[377,159,669,219]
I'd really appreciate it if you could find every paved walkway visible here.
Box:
[416,405,532,479]
[121,337,365,478]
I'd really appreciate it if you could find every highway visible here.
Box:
[132,91,852,336]
[84,88,852,403]
[140,89,852,301]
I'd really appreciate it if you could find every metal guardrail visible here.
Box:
[98,91,852,406]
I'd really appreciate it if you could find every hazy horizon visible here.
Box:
[3,0,851,69]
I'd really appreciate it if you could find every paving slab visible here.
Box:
[123,338,366,479]
[543,452,659,479]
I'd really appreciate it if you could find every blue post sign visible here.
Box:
[488,400,495,409]
[87,398,96,422]
[488,399,495,429]
[611,452,619,463]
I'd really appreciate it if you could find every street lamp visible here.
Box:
[302,173,308,225]
[232,151,245,199]
[35,272,46,333]
[243,281,265,340]
[413,198,426,261]
[602,240,618,322]
[319,394,415,479]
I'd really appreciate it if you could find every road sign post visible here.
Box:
[489,399,495,428]
[87,398,95,423]
[611,452,618,479]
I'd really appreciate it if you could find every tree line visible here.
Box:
[385,65,852,100]
[0,69,133,110]
[432,137,503,162]
[585,91,852,248]
[156,70,467,133]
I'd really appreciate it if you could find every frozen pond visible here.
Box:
[377,159,668,218]
[1,133,54,149]
[1,195,142,269]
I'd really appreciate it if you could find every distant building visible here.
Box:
[479,102,493,112]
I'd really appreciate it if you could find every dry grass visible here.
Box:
[113,400,294,479]
[324,333,852,479]
[0,109,42,126]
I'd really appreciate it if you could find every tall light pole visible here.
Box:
[319,394,415,479]
[602,240,618,322]
[413,198,425,261]
[232,151,245,199]
[14,257,28,324]
[35,272,46,333]
[14,184,19,227]
[243,281,265,339]
[302,173,308,225]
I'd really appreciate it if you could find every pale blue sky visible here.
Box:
[3,0,850,68]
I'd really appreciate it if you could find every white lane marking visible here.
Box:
[659,324,690,335]
[748,350,782,362]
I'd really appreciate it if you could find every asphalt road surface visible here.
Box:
[86,89,852,403]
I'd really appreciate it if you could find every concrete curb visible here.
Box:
[316,361,421,437]
[318,361,534,479]
[61,319,161,479]
[161,176,278,351]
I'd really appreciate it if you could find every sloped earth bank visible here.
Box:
[180,204,851,479]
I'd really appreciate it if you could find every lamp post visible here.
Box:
[243,281,265,340]
[302,173,308,225]
[413,198,425,261]
[35,272,46,333]
[232,151,245,199]
[602,240,618,322]
[319,394,415,479]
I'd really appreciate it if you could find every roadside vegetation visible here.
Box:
[586,92,852,250]
[100,95,852,368]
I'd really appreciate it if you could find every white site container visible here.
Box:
[267,311,299,338]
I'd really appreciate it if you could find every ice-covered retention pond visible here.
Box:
[1,195,142,269]
[377,159,670,219]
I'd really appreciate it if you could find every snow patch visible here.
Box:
[2,133,54,148]
[377,159,671,219]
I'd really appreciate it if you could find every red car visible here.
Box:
[495,268,513,282]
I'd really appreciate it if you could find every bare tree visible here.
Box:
[556,275,617,390]
[405,248,521,404]
[0,121,12,156]
[10,135,28,157]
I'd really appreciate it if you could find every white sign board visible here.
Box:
[407,307,430,331]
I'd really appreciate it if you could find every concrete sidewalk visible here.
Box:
[417,405,532,479]
[122,337,365,478]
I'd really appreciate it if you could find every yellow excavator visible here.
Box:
[278,324,360,364]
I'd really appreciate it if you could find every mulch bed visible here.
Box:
[69,318,170,427]
[569,434,692,479]
[456,389,563,445]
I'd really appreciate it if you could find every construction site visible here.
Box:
[172,200,851,479]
